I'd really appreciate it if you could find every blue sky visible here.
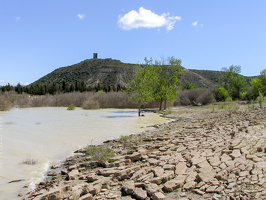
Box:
[1,0,266,85]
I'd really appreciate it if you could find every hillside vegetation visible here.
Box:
[26,58,214,94]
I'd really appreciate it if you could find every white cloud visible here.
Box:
[192,21,204,28]
[15,16,21,21]
[77,14,86,20]
[0,80,29,86]
[118,7,181,30]
[0,80,8,86]
[192,21,198,26]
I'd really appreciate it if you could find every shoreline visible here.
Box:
[22,105,266,199]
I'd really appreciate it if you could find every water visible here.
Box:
[0,107,168,199]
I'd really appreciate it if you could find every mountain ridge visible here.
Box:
[29,58,256,92]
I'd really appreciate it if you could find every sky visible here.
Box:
[1,0,266,86]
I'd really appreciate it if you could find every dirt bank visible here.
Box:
[22,103,266,200]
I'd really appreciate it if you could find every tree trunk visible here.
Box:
[159,99,163,111]
[163,100,167,110]
[138,106,141,117]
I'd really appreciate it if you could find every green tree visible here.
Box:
[125,65,156,116]
[152,57,183,110]
[125,56,183,115]
[259,69,266,95]
[251,78,263,97]
[221,65,247,99]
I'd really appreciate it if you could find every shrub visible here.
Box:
[258,91,264,109]
[217,87,230,101]
[0,96,13,111]
[67,104,76,110]
[239,92,248,101]
[225,96,232,102]
[82,100,100,110]
[178,88,214,106]
[86,146,115,162]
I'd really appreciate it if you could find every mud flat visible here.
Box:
[22,104,266,200]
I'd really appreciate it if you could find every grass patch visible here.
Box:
[67,104,76,110]
[21,157,38,165]
[86,145,115,162]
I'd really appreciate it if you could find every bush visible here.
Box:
[86,146,115,162]
[217,87,230,101]
[258,91,264,109]
[82,100,100,110]
[0,96,13,111]
[67,104,76,110]
[178,88,214,106]
[239,92,248,101]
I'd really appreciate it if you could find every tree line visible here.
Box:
[1,81,125,95]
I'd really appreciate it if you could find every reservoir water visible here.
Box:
[0,107,168,199]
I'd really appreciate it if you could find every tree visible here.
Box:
[152,57,183,110]
[221,65,247,99]
[259,69,266,95]
[125,56,183,115]
[125,65,156,116]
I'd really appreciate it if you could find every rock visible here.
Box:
[137,172,154,182]
[196,171,216,183]
[183,181,197,190]
[68,164,78,170]
[163,164,175,170]
[230,149,242,159]
[208,156,221,167]
[191,156,205,165]
[175,162,188,175]
[186,172,197,182]
[131,168,148,181]
[193,189,205,195]
[90,183,102,195]
[163,175,187,192]
[145,183,160,196]
[97,168,118,177]
[152,167,164,177]
[51,163,61,169]
[86,173,100,182]
[256,162,266,169]
[196,160,213,172]
[33,188,62,200]
[61,170,68,175]
[151,176,164,185]
[161,170,175,182]
[47,171,57,176]
[152,192,166,200]
[220,154,232,162]
[79,193,93,200]
[68,169,80,180]
[206,185,218,193]
[148,158,160,165]
[122,180,135,195]
[134,187,148,200]
[126,152,142,162]
[239,171,250,177]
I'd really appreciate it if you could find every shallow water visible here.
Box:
[0,107,168,199]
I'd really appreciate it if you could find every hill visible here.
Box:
[31,58,135,88]
[29,58,214,92]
